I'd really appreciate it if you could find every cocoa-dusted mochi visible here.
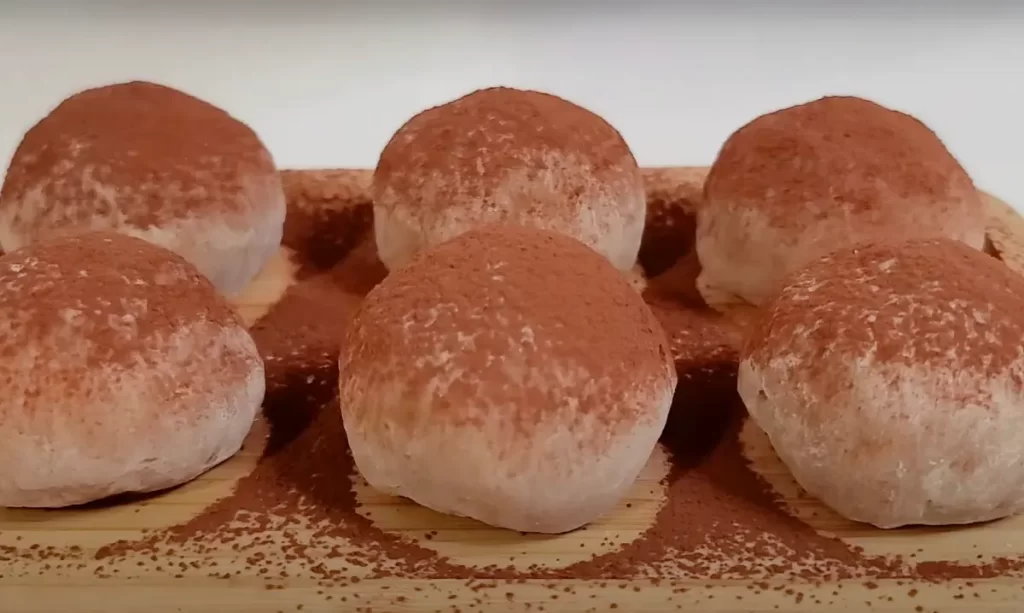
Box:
[738,238,1024,528]
[0,231,264,508]
[372,86,646,272]
[339,224,676,534]
[0,81,285,296]
[697,95,984,308]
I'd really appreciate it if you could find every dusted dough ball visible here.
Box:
[0,232,264,508]
[372,87,646,272]
[739,238,1024,528]
[0,81,286,296]
[339,224,676,533]
[697,95,984,307]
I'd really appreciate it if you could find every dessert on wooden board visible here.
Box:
[0,80,1022,611]
[697,95,985,309]
[339,224,676,534]
[373,87,646,272]
[0,231,264,509]
[740,237,1024,529]
[0,81,286,297]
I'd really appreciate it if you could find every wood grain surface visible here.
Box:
[1,167,1021,613]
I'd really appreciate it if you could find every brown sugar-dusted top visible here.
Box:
[745,237,1024,389]
[0,231,252,395]
[704,95,980,227]
[371,87,646,271]
[340,223,674,438]
[0,80,280,232]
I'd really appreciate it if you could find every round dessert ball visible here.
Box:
[0,231,265,508]
[339,224,676,533]
[372,87,646,273]
[739,237,1024,528]
[0,80,286,297]
[697,95,984,307]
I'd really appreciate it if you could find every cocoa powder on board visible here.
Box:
[636,168,704,278]
[3,181,1023,607]
[89,280,1024,596]
[280,170,374,276]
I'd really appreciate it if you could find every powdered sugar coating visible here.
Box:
[339,224,676,533]
[698,95,984,308]
[0,81,286,296]
[0,232,265,508]
[739,238,1024,528]
[372,87,646,272]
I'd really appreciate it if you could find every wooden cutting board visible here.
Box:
[1,167,1022,613]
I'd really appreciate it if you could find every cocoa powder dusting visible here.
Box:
[704,95,979,226]
[370,87,646,273]
[341,224,673,438]
[746,237,1024,375]
[2,176,1022,608]
[0,231,244,368]
[374,87,639,208]
[0,231,257,426]
[0,80,278,230]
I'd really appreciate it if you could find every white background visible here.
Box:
[2,1,1022,208]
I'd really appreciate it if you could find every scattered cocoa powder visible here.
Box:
[636,167,706,277]
[2,170,1023,609]
[280,169,374,276]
